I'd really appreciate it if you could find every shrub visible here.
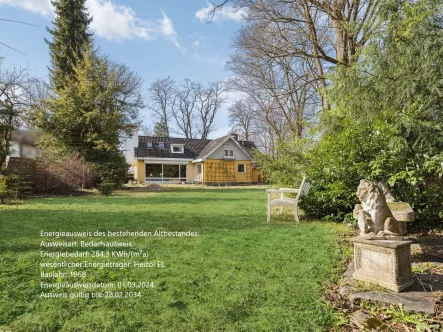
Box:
[0,176,7,204]
[254,137,310,188]
[35,149,95,194]
[0,173,32,204]
[91,150,128,187]
[98,182,114,196]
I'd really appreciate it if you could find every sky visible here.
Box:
[0,0,248,138]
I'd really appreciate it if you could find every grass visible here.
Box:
[0,188,351,331]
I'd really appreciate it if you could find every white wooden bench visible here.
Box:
[266,177,310,223]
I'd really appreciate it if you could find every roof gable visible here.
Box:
[195,135,255,161]
[135,136,211,159]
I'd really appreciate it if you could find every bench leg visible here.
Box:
[267,204,271,222]
[294,205,300,223]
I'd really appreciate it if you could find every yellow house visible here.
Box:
[121,132,262,185]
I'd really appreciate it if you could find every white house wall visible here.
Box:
[8,142,37,159]
[21,144,38,159]
[9,142,20,157]
[121,129,138,165]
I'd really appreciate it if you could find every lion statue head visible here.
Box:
[356,179,387,211]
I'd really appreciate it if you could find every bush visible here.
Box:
[91,150,128,187]
[98,182,114,196]
[35,149,95,194]
[0,176,7,204]
[254,137,310,188]
[0,173,32,204]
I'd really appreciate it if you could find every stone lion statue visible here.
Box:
[356,179,403,237]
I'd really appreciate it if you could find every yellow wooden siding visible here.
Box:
[203,159,255,183]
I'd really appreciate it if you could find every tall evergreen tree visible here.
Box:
[37,47,143,185]
[45,0,93,89]
[153,121,169,137]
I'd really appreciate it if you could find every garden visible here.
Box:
[0,188,351,331]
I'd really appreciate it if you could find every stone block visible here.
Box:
[351,236,414,292]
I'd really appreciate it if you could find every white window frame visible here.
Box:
[171,144,184,153]
[237,163,246,173]
[224,149,234,158]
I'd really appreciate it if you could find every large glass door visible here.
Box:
[145,164,187,183]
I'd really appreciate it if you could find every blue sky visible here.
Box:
[0,0,247,138]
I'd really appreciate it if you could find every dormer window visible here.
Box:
[171,144,184,153]
[224,149,234,158]
[147,142,153,148]
[159,142,165,149]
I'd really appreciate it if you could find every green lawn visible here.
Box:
[0,188,350,331]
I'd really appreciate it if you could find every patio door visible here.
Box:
[145,164,187,183]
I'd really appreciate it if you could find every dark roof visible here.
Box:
[195,135,229,160]
[237,140,258,157]
[135,136,211,159]
[134,135,258,160]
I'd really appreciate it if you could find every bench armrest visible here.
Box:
[278,189,299,193]
[267,189,299,193]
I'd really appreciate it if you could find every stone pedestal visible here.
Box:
[351,237,414,292]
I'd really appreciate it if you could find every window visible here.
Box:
[159,142,165,149]
[224,149,234,158]
[145,164,187,182]
[147,142,153,148]
[163,164,179,178]
[171,145,184,153]
[146,164,162,178]
[238,164,246,173]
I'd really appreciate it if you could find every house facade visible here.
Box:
[121,131,262,184]
[5,130,39,169]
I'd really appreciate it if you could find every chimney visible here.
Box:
[231,133,239,141]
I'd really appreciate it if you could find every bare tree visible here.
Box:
[172,79,198,138]
[0,60,39,174]
[214,0,381,110]
[228,98,257,141]
[140,124,153,136]
[171,79,226,139]
[147,77,176,137]
[227,22,319,142]
[196,80,226,139]
[214,0,380,65]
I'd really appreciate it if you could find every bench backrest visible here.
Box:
[301,178,310,196]
[295,176,310,200]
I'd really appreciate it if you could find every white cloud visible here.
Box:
[195,2,247,23]
[0,0,52,16]
[0,0,185,51]
[87,0,156,41]
[159,11,186,54]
